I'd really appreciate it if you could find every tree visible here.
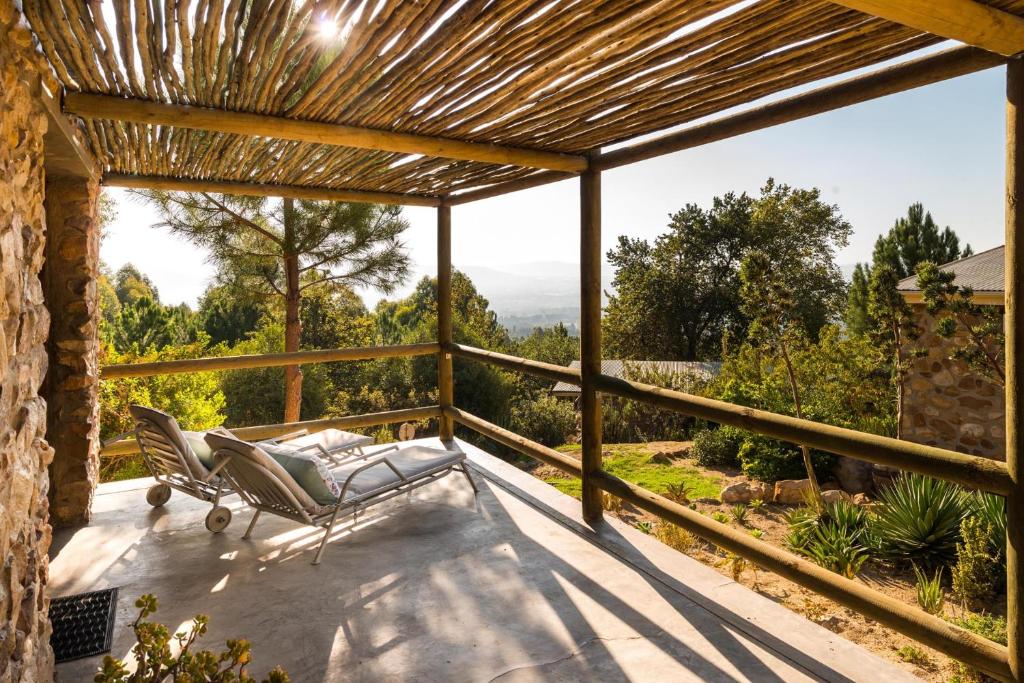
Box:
[515,323,579,393]
[845,204,971,335]
[138,191,411,422]
[866,266,919,439]
[739,251,823,505]
[114,263,159,305]
[604,179,850,361]
[197,284,271,346]
[874,203,971,279]
[916,261,1004,386]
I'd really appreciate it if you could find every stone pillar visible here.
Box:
[0,2,57,680]
[43,175,101,528]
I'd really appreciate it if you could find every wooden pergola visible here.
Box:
[24,0,1024,679]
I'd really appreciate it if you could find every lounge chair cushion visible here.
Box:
[332,445,465,502]
[183,427,235,470]
[259,442,342,505]
[276,429,373,454]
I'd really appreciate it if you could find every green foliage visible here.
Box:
[545,445,721,500]
[951,516,1000,609]
[785,501,870,578]
[113,263,160,305]
[95,594,289,683]
[844,263,872,336]
[895,645,933,668]
[220,322,329,425]
[873,203,970,280]
[602,363,709,443]
[711,511,729,524]
[736,435,834,484]
[950,613,1007,646]
[515,323,578,393]
[603,179,851,361]
[871,474,969,566]
[690,426,743,468]
[970,492,1007,559]
[913,564,945,616]
[100,339,226,480]
[749,528,764,539]
[198,284,272,346]
[730,504,748,526]
[655,523,695,552]
[916,260,1005,386]
[635,520,654,534]
[509,395,577,447]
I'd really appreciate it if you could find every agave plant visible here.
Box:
[971,491,1007,559]
[872,473,969,566]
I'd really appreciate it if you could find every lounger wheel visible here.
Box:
[205,506,232,533]
[146,484,172,507]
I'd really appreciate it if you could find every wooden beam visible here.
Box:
[831,0,1024,57]
[579,164,604,524]
[437,204,455,442]
[100,342,440,379]
[445,171,578,205]
[65,92,588,173]
[1005,56,1024,683]
[103,173,441,207]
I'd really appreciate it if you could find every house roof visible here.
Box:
[23,1,1024,201]
[896,245,1005,299]
[551,359,721,395]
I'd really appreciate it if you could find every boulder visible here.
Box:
[833,456,873,494]
[852,493,871,506]
[720,481,768,504]
[773,479,814,505]
[821,489,852,505]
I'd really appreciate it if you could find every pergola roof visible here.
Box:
[23,0,1024,202]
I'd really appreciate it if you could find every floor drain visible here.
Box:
[50,587,118,663]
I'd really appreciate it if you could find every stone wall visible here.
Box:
[0,2,56,680]
[43,175,100,527]
[900,304,1005,460]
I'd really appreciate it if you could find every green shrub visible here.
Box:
[871,474,969,566]
[970,491,1007,560]
[913,564,945,616]
[786,501,870,578]
[508,394,577,447]
[952,516,1000,609]
[690,427,744,468]
[951,613,1007,645]
[95,594,289,682]
[730,504,749,526]
[737,435,835,483]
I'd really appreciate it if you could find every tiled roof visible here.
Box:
[551,360,721,395]
[896,245,1004,293]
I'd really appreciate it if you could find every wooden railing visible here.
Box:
[99,344,441,457]
[449,342,1013,680]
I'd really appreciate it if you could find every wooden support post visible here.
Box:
[580,164,604,524]
[1007,57,1024,683]
[437,203,455,442]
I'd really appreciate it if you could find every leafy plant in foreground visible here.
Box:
[871,474,969,566]
[912,564,945,616]
[970,491,1007,560]
[95,594,289,683]
[952,516,1000,609]
[786,501,870,578]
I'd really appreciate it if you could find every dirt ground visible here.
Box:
[526,441,1003,682]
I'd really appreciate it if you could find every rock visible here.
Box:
[720,481,768,504]
[852,493,870,506]
[773,479,814,504]
[833,456,873,494]
[817,615,846,632]
[820,489,852,505]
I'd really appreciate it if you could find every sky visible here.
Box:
[100,63,1008,309]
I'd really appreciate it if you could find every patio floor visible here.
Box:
[50,437,920,682]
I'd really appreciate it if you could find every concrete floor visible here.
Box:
[50,438,920,682]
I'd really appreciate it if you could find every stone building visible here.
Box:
[0,4,101,679]
[897,246,1005,460]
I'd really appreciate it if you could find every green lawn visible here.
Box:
[544,444,721,500]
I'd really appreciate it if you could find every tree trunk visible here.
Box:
[283,198,302,423]
[780,343,823,507]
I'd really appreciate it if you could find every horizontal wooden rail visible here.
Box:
[594,373,1012,495]
[100,343,440,379]
[101,405,441,457]
[444,407,581,476]
[449,407,1010,681]
[448,344,582,385]
[591,471,1011,680]
[66,93,588,173]
[105,173,441,208]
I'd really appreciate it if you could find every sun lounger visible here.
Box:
[204,430,477,564]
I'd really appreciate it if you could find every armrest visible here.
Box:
[267,429,309,444]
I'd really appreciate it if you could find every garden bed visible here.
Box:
[525,442,1007,682]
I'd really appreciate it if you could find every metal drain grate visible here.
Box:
[50,587,118,663]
